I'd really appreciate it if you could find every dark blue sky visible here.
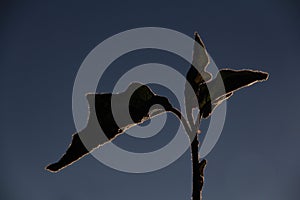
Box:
[1,0,300,199]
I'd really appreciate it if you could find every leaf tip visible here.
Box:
[193,32,205,49]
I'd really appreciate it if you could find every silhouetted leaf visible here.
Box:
[198,69,269,118]
[46,82,190,172]
[185,34,269,123]
[185,33,211,129]
[186,32,211,89]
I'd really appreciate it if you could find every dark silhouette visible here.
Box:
[46,32,268,200]
[185,32,211,130]
[184,33,268,200]
[46,82,191,172]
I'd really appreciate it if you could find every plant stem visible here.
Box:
[191,117,206,200]
[191,137,200,200]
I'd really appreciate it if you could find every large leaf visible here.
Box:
[46,82,190,172]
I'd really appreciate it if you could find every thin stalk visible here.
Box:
[191,113,207,200]
[170,107,207,200]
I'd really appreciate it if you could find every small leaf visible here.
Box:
[186,32,211,89]
[185,33,211,129]
[199,69,269,118]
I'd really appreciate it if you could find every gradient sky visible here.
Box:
[1,0,300,199]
